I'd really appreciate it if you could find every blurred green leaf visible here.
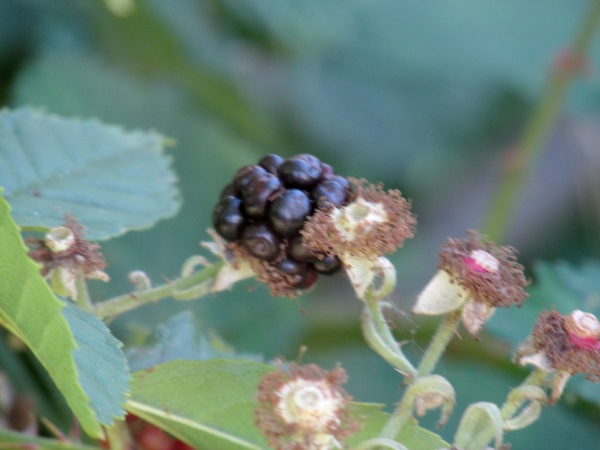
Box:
[0,428,99,450]
[126,311,262,371]
[0,107,179,240]
[127,359,448,450]
[0,192,129,437]
[148,0,599,186]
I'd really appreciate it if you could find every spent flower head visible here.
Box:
[255,362,361,450]
[302,178,415,261]
[515,310,600,402]
[27,215,109,298]
[302,179,415,299]
[413,231,528,337]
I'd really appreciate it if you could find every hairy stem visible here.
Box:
[463,369,548,450]
[483,0,600,242]
[93,261,228,318]
[416,310,461,377]
[500,369,548,420]
[75,276,93,312]
[361,307,417,377]
[379,400,414,441]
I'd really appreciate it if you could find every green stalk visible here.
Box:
[416,310,461,377]
[93,261,227,318]
[483,0,600,242]
[464,369,548,450]
[74,276,94,312]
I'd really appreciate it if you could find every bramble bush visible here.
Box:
[1,1,600,449]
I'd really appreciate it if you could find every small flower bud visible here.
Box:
[255,362,361,450]
[128,271,151,291]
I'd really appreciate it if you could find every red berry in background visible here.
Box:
[125,413,140,423]
[171,440,195,450]
[136,424,174,450]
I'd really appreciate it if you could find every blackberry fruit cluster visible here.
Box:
[212,153,351,293]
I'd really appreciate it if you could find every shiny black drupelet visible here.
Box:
[212,153,349,289]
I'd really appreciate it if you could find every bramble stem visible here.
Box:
[500,369,548,420]
[378,399,414,441]
[483,0,600,242]
[416,310,461,377]
[93,261,227,318]
[379,312,460,442]
[359,264,417,377]
[361,306,417,377]
[75,276,93,312]
[461,369,548,449]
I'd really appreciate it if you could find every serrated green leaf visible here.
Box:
[63,301,131,426]
[126,311,263,372]
[126,359,448,450]
[0,107,180,240]
[0,192,129,437]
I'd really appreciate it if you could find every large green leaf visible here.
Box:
[126,359,447,450]
[0,192,129,437]
[126,311,262,372]
[0,107,179,240]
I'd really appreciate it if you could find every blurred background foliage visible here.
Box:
[1,0,600,448]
